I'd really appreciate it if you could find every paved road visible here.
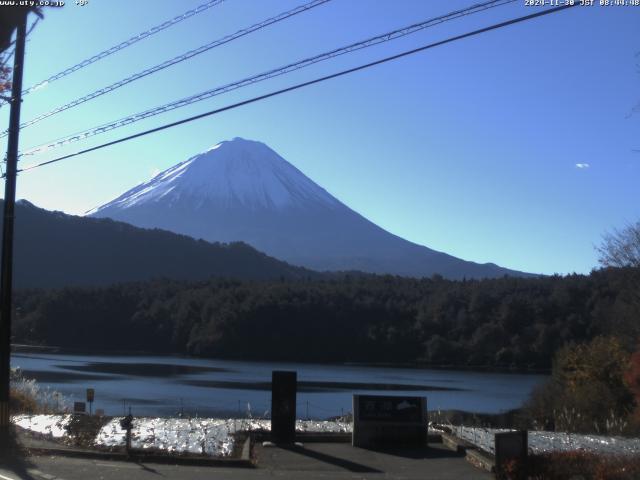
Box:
[0,443,492,480]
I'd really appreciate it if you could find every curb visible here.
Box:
[241,436,252,462]
[439,431,496,473]
[440,432,476,454]
[465,448,495,472]
[252,431,352,443]
[23,441,254,468]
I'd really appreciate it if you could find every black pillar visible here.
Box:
[271,370,296,444]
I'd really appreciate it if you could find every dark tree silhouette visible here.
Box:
[10,266,639,370]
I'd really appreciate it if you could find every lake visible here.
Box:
[11,353,547,419]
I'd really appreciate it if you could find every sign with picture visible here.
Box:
[353,394,427,448]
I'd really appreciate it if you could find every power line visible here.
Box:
[19,0,514,156]
[5,0,331,136]
[20,0,226,96]
[11,3,578,177]
[20,0,516,157]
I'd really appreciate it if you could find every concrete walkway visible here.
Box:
[2,426,493,480]
[0,441,492,480]
[256,442,492,479]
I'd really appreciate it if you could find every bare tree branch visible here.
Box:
[597,221,640,269]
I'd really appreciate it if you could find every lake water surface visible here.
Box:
[11,353,547,419]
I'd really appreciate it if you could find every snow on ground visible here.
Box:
[13,415,352,457]
[14,415,640,458]
[240,418,352,434]
[96,417,237,456]
[13,415,640,458]
[21,415,637,458]
[12,414,72,438]
[453,426,640,456]
[96,417,352,456]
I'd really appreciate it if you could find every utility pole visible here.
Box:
[0,9,28,435]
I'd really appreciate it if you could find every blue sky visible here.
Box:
[0,0,638,275]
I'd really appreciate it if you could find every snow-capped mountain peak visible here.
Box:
[88,137,338,214]
[88,137,530,279]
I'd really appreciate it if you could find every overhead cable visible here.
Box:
[6,0,331,134]
[21,0,226,96]
[21,0,516,156]
[11,3,578,177]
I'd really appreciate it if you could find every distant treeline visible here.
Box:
[12,267,639,370]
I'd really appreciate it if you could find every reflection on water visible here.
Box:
[11,353,547,418]
[181,379,466,392]
[18,370,121,383]
[58,362,229,377]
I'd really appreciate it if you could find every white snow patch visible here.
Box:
[96,417,237,456]
[94,417,350,457]
[236,418,352,434]
[12,414,72,438]
[206,142,223,153]
[453,426,640,456]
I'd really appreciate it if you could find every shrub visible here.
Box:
[526,337,634,434]
[624,347,640,429]
[9,387,38,414]
[9,367,67,414]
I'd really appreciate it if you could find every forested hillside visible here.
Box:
[0,200,315,287]
[13,267,638,370]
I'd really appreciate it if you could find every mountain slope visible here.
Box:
[1,200,314,289]
[89,137,532,279]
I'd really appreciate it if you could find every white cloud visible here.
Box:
[575,163,590,169]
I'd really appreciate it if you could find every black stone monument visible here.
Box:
[271,370,297,444]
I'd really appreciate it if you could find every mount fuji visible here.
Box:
[88,137,529,279]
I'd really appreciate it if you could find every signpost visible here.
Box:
[352,394,427,448]
[86,388,94,415]
[120,414,134,454]
[73,402,86,414]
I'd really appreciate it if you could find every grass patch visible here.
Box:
[9,388,39,414]
[10,367,68,414]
